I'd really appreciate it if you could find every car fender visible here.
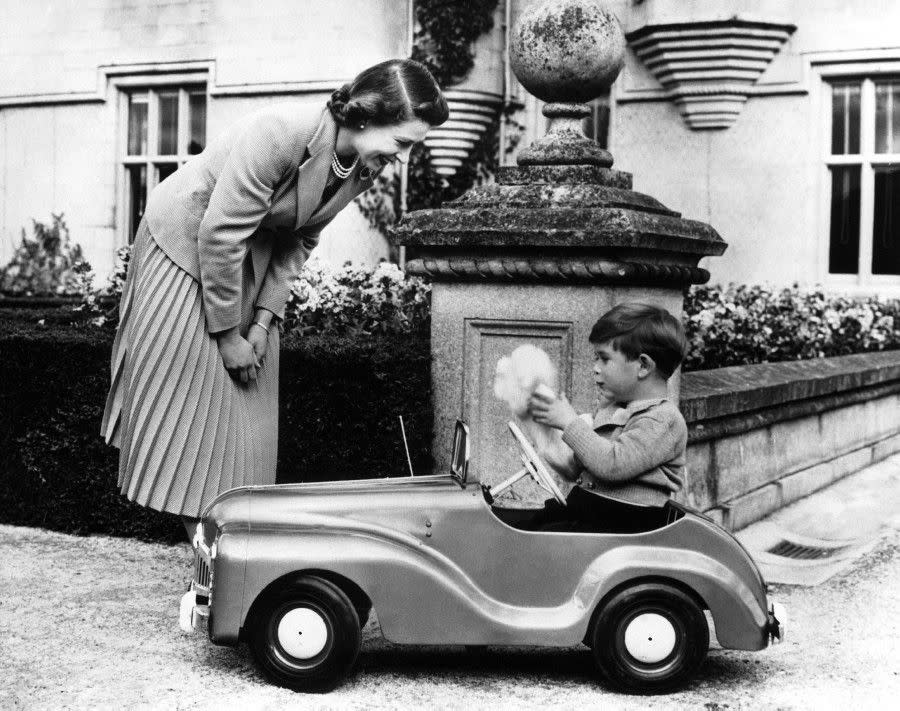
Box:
[233,513,595,646]
[578,545,769,651]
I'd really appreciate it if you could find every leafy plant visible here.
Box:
[412,0,500,88]
[0,214,91,296]
[77,244,131,326]
[283,258,431,337]
[682,283,900,371]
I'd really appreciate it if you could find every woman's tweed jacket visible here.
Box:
[144,102,378,333]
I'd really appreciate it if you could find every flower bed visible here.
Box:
[283,259,430,337]
[68,252,900,372]
[683,284,900,371]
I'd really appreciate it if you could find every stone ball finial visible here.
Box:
[510,0,626,104]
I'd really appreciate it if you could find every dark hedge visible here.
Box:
[0,308,432,543]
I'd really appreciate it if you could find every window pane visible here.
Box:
[831,83,860,155]
[127,94,148,156]
[872,166,900,275]
[127,164,147,243]
[875,81,900,154]
[188,92,206,155]
[156,162,178,185]
[828,165,861,274]
[158,92,178,155]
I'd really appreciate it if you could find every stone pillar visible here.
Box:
[395,0,727,503]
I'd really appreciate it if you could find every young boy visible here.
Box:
[528,302,688,508]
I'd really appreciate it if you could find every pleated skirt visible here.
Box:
[100,220,280,518]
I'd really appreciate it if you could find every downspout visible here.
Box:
[400,0,415,268]
[498,0,511,166]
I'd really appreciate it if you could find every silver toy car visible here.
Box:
[180,420,784,693]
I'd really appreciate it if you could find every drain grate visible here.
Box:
[766,540,848,560]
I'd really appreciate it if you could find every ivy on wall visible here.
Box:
[411,0,499,88]
[355,0,505,236]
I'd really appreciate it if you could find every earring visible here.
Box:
[358,123,366,130]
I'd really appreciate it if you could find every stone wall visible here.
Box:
[681,351,900,530]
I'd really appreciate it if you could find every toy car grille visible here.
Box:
[194,551,211,589]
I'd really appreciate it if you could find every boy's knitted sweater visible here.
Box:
[560,397,687,506]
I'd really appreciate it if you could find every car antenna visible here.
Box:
[399,415,415,476]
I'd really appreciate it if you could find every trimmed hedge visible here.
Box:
[0,308,431,543]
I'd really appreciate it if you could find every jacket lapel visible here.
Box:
[294,109,336,230]
[308,163,379,225]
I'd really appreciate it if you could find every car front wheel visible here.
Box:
[247,575,361,692]
[590,582,709,693]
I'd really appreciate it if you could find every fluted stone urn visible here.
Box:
[394,0,727,500]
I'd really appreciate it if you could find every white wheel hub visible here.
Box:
[277,607,329,659]
[624,613,677,663]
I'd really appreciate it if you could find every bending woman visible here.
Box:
[100,59,448,537]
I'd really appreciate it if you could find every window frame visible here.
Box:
[112,72,209,247]
[818,59,900,290]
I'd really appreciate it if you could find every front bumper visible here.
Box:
[178,527,214,634]
[767,600,786,644]
[179,585,210,633]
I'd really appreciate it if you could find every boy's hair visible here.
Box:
[589,302,687,379]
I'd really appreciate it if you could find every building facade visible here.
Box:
[1,0,898,294]
[602,0,900,295]
[0,0,414,279]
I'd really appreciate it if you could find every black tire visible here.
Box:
[247,575,361,693]
[356,604,371,629]
[590,582,709,693]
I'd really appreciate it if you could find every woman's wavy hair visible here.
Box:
[327,59,449,128]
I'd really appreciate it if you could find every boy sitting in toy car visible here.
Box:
[528,303,688,526]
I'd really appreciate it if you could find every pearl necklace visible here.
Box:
[331,150,358,179]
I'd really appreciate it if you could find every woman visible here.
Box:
[100,59,448,537]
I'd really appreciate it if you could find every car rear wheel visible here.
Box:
[590,582,708,693]
[247,575,361,692]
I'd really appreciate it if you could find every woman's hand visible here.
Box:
[247,324,270,365]
[529,390,578,431]
[215,328,259,384]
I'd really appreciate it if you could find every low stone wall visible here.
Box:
[680,351,900,531]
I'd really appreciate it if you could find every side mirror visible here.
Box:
[450,420,470,487]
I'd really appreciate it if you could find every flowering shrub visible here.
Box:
[683,283,900,371]
[71,248,899,370]
[282,259,431,336]
[0,214,91,296]
[76,244,131,327]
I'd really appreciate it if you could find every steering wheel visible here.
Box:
[507,421,567,505]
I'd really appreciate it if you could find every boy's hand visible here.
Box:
[529,390,578,431]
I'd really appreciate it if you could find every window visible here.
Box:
[121,86,207,243]
[826,78,900,281]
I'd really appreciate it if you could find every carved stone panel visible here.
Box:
[462,318,574,504]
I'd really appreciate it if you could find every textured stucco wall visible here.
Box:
[0,0,407,278]
[604,0,900,292]
[0,0,408,97]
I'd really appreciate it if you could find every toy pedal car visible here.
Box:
[180,420,785,694]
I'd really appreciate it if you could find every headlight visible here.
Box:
[192,522,205,550]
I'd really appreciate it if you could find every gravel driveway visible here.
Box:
[2,522,898,710]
